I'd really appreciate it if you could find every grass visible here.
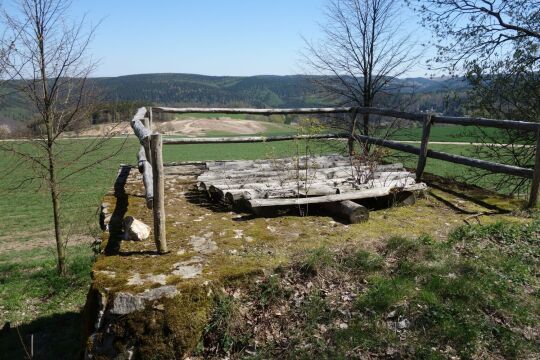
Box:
[201,219,540,359]
[0,137,137,358]
[0,244,95,359]
[0,138,138,241]
[387,124,502,143]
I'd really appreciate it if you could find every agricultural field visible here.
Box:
[0,128,535,358]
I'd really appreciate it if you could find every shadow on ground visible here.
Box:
[0,311,82,359]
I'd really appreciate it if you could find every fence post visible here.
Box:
[415,114,433,182]
[348,109,358,156]
[149,107,153,131]
[150,133,168,253]
[528,128,540,208]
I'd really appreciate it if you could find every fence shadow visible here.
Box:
[104,165,132,256]
[0,311,82,360]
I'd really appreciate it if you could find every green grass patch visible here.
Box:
[388,125,502,143]
[0,244,94,358]
[211,219,539,358]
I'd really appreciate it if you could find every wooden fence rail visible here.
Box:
[154,106,540,208]
[124,104,540,256]
[163,133,348,145]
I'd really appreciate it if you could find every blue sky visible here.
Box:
[6,0,430,77]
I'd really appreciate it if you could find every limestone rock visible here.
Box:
[110,285,179,315]
[124,216,150,241]
[189,233,217,254]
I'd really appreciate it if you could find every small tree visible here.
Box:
[408,0,540,72]
[410,0,540,196]
[0,0,124,274]
[303,0,419,140]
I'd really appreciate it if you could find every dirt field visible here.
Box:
[73,117,290,137]
[155,118,271,136]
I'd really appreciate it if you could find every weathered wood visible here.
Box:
[148,106,153,131]
[432,114,540,132]
[206,158,403,173]
[528,130,540,208]
[137,146,153,209]
[130,107,151,145]
[355,134,534,178]
[248,183,427,208]
[427,148,533,179]
[163,133,347,145]
[416,114,432,181]
[206,155,355,171]
[355,107,540,132]
[198,166,354,182]
[348,109,359,156]
[153,106,354,115]
[150,134,167,254]
[322,200,369,224]
[202,176,415,200]
[154,106,540,132]
[198,164,406,182]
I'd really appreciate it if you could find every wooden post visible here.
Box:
[528,129,540,208]
[416,114,433,182]
[142,117,151,163]
[150,133,168,253]
[148,107,153,131]
[348,109,359,156]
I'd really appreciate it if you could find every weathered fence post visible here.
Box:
[528,128,540,208]
[416,114,433,182]
[348,108,359,156]
[148,107,153,131]
[150,133,168,253]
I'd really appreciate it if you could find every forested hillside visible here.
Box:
[0,73,469,131]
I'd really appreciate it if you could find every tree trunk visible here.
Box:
[362,113,370,154]
[47,147,66,275]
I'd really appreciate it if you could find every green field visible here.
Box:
[388,124,502,142]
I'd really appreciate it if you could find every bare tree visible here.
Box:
[409,0,540,196]
[0,0,125,274]
[303,0,419,142]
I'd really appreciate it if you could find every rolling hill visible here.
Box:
[0,73,469,132]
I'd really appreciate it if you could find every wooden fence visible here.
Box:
[130,105,540,254]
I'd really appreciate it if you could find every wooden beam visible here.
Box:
[150,134,168,254]
[416,114,432,181]
[147,106,153,131]
[528,130,540,208]
[150,105,538,135]
[248,183,427,208]
[152,106,540,132]
[130,107,151,145]
[153,106,353,115]
[432,114,540,132]
[427,148,533,179]
[354,134,534,179]
[348,109,359,156]
[137,146,153,209]
[163,133,348,145]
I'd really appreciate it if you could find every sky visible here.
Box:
[3,0,431,78]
